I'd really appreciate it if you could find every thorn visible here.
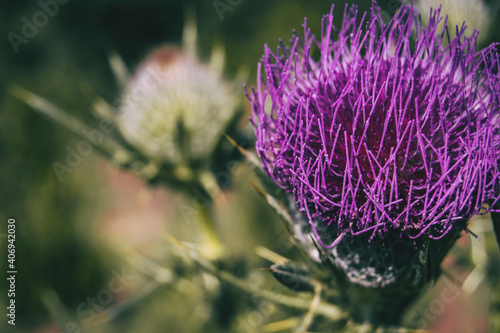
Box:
[248,178,294,234]
[163,233,189,251]
[225,134,248,156]
[183,5,197,57]
[107,50,130,89]
[247,178,266,197]
[256,245,290,264]
[465,228,480,241]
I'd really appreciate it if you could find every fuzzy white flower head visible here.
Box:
[118,46,239,165]
[417,0,492,44]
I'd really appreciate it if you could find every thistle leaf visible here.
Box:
[269,262,316,293]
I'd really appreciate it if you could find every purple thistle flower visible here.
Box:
[249,1,500,249]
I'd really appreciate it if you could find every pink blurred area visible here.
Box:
[428,228,489,333]
[96,160,173,254]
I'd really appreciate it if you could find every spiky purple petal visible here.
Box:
[250,2,500,246]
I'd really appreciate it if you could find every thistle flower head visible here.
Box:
[118,46,240,167]
[250,2,500,249]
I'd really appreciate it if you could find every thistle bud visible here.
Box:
[118,46,240,169]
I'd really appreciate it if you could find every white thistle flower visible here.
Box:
[118,46,240,165]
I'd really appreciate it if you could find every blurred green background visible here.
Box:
[1,1,500,332]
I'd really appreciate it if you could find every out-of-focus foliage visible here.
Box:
[1,1,500,332]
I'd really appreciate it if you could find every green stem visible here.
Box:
[10,85,134,166]
[217,270,347,322]
[164,234,348,322]
[197,202,224,260]
[40,289,90,333]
